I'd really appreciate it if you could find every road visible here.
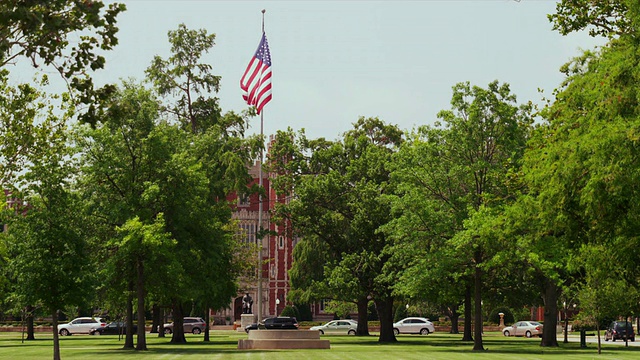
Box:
[560,334,639,347]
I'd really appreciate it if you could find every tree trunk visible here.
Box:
[124,292,134,349]
[26,305,35,340]
[52,310,61,360]
[462,281,473,341]
[374,296,397,343]
[150,303,159,333]
[204,307,210,342]
[540,278,559,347]
[444,304,460,334]
[472,250,484,351]
[563,306,569,343]
[158,306,165,337]
[170,300,187,343]
[356,297,370,336]
[135,257,147,350]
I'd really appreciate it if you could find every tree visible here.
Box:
[145,23,222,134]
[111,216,175,351]
[5,108,93,360]
[144,24,261,343]
[387,81,532,350]
[269,117,404,342]
[522,31,640,350]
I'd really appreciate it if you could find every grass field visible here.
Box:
[1,331,638,359]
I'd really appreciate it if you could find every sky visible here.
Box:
[15,0,606,141]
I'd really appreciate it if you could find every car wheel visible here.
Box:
[318,330,324,335]
[91,331,100,335]
[393,328,400,336]
[503,330,510,337]
[164,328,172,335]
[525,331,532,338]
[348,329,356,335]
[59,329,70,336]
[420,328,430,335]
[192,328,201,335]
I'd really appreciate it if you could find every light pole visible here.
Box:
[275,298,280,316]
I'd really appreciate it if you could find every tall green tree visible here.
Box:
[522,27,640,349]
[144,24,261,343]
[270,117,404,342]
[387,81,532,350]
[77,81,179,350]
[5,105,93,360]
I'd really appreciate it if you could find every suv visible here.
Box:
[246,317,299,332]
[393,317,435,335]
[58,317,106,336]
[161,317,206,334]
[260,316,299,330]
[605,320,635,342]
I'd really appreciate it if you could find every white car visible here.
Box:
[310,320,358,335]
[58,317,106,336]
[393,317,435,335]
[502,321,543,338]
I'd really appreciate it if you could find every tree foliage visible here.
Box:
[269,117,403,341]
[549,0,640,38]
[0,0,126,124]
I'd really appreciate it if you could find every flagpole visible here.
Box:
[256,8,266,324]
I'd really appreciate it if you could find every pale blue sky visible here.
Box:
[15,1,606,140]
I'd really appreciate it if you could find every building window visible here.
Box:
[278,236,284,249]
[319,299,329,313]
[238,193,250,207]
[236,223,256,244]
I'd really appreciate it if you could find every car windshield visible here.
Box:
[615,322,632,328]
[530,322,541,326]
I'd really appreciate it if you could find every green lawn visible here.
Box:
[0,331,638,359]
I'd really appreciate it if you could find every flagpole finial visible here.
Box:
[262,9,266,14]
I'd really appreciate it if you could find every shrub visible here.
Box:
[394,304,408,322]
[488,307,515,325]
[280,305,298,318]
[367,301,378,321]
[294,303,313,322]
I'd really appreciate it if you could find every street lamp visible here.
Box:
[275,298,280,316]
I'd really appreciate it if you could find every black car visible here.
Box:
[90,321,137,335]
[245,317,299,333]
[605,320,635,342]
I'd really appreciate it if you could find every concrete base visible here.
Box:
[238,313,255,332]
[238,329,330,350]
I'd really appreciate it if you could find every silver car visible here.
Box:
[393,317,435,335]
[310,320,358,335]
[502,321,543,338]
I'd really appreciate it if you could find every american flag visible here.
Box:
[240,32,272,114]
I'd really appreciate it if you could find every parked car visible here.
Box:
[310,320,358,335]
[502,321,543,338]
[90,321,137,335]
[58,317,106,336]
[605,320,635,342]
[393,317,435,335]
[245,317,299,333]
[161,317,206,334]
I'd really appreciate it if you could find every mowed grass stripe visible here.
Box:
[0,331,638,359]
